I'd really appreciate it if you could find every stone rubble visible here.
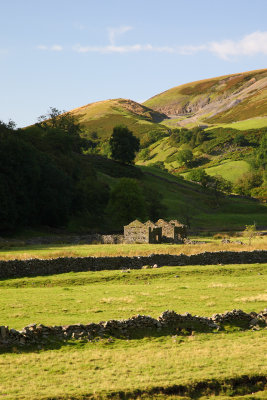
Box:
[1,309,266,348]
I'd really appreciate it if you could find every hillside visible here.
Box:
[91,156,267,230]
[13,68,265,234]
[143,69,267,128]
[68,98,169,145]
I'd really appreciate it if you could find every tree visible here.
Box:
[256,133,267,169]
[243,224,257,246]
[187,168,209,187]
[211,175,232,194]
[177,149,193,167]
[142,186,166,221]
[37,107,82,136]
[0,133,72,231]
[106,178,147,227]
[109,125,140,164]
[234,172,263,196]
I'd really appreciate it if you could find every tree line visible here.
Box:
[0,111,163,233]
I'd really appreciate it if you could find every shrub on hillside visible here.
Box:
[234,172,263,196]
[177,149,194,167]
[187,168,209,187]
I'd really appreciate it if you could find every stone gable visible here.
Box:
[124,219,186,244]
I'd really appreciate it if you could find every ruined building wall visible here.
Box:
[124,225,150,244]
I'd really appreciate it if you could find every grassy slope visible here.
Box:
[136,125,264,186]
[138,166,267,229]
[143,69,267,127]
[68,98,169,144]
[90,158,267,229]
[211,116,267,130]
[0,264,266,399]
[204,160,251,182]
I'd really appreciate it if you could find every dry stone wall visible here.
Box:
[0,309,266,348]
[0,250,266,279]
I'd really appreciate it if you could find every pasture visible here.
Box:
[0,259,266,399]
[0,233,266,260]
[204,160,251,183]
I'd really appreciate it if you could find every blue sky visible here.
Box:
[1,0,267,127]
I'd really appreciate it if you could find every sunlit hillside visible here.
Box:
[144,69,267,128]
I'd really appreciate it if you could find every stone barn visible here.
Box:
[155,219,187,243]
[124,220,162,244]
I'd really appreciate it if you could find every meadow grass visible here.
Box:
[210,116,267,130]
[0,234,266,261]
[0,331,266,399]
[1,263,266,329]
[204,160,251,182]
[0,263,266,399]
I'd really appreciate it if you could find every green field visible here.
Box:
[0,262,266,399]
[1,331,266,400]
[1,263,266,329]
[1,233,267,261]
[211,117,267,130]
[204,160,251,182]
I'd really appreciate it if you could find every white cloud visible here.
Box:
[209,31,267,60]
[51,45,63,51]
[37,44,63,51]
[73,43,176,54]
[178,44,207,55]
[108,26,132,45]
[37,30,267,60]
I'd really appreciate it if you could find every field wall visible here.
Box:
[1,309,266,348]
[0,250,266,279]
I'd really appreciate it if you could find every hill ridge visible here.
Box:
[143,68,267,127]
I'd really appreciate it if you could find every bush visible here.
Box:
[177,149,193,167]
[187,168,209,187]
[234,172,263,196]
[243,224,257,245]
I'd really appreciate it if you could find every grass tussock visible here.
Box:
[235,293,267,303]
[208,282,237,288]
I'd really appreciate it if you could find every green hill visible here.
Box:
[92,155,267,230]
[68,98,169,146]
[143,69,267,129]
[14,69,266,233]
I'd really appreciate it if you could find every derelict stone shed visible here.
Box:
[124,220,162,244]
[155,219,187,243]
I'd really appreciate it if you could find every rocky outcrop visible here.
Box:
[1,309,266,348]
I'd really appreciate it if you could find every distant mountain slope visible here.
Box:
[143,69,267,127]
[68,98,169,144]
